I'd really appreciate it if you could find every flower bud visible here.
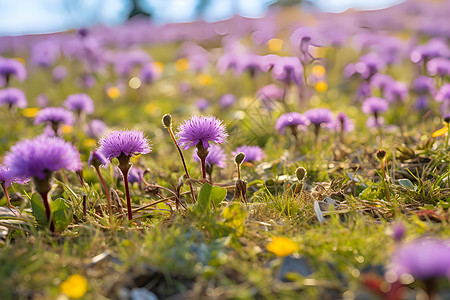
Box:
[235,152,246,165]
[376,150,386,161]
[162,114,172,128]
[296,167,307,181]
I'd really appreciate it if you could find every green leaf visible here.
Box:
[198,183,227,210]
[222,202,247,236]
[51,198,73,231]
[30,192,48,227]
[398,179,415,191]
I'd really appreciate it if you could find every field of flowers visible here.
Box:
[0,1,450,299]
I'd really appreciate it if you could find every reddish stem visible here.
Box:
[119,166,132,220]
[95,166,112,215]
[39,190,55,233]
[1,183,13,209]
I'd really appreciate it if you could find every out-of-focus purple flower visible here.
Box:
[196,98,209,112]
[34,107,74,126]
[410,38,450,64]
[275,112,310,134]
[335,112,355,132]
[4,136,81,180]
[232,145,265,163]
[36,94,49,108]
[0,58,26,85]
[193,144,227,168]
[257,84,284,110]
[84,119,107,139]
[177,115,228,150]
[389,238,450,280]
[114,50,151,77]
[31,40,60,68]
[358,53,385,79]
[413,76,435,94]
[370,73,394,91]
[64,93,94,115]
[0,165,30,188]
[290,27,324,62]
[304,108,334,127]
[52,66,67,82]
[362,97,389,115]
[0,88,27,109]
[97,129,151,162]
[88,150,108,168]
[415,96,429,111]
[139,63,161,85]
[128,167,144,184]
[392,222,406,242]
[272,56,303,86]
[427,57,450,77]
[219,94,236,109]
[436,84,450,102]
[77,28,89,38]
[383,81,408,103]
[355,82,372,102]
[366,116,385,128]
[79,74,96,88]
[217,52,262,77]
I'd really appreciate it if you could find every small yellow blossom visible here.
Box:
[62,125,73,134]
[153,61,164,73]
[21,107,40,118]
[431,122,448,137]
[267,236,299,257]
[106,86,120,99]
[175,58,189,72]
[315,81,328,92]
[311,65,326,77]
[60,274,88,299]
[196,74,212,86]
[268,38,283,52]
[83,138,97,148]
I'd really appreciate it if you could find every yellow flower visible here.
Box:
[60,274,88,299]
[196,74,212,86]
[315,81,328,92]
[21,107,40,118]
[267,236,299,257]
[62,125,73,134]
[106,86,120,99]
[83,138,97,148]
[431,122,448,138]
[311,65,326,77]
[175,58,189,72]
[268,38,283,52]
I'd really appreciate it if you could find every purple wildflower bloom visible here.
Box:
[410,38,450,64]
[357,53,385,79]
[383,81,408,103]
[219,94,236,109]
[427,57,450,77]
[275,112,310,134]
[304,108,334,127]
[4,136,82,180]
[36,94,49,107]
[258,84,284,110]
[413,76,435,94]
[335,112,354,132]
[139,63,160,84]
[177,115,228,150]
[88,150,109,168]
[436,84,450,103]
[64,93,94,115]
[0,165,30,188]
[97,129,151,161]
[290,27,324,62]
[84,119,107,139]
[128,167,144,184]
[362,97,389,115]
[194,144,227,168]
[0,58,27,85]
[370,73,394,91]
[52,66,67,82]
[366,116,385,128]
[34,107,75,126]
[392,222,406,242]
[232,145,265,163]
[0,88,27,109]
[389,238,450,280]
[196,98,210,111]
[271,56,303,86]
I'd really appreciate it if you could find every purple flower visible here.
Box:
[362,97,389,115]
[4,136,82,180]
[436,84,450,102]
[0,88,27,108]
[34,107,75,126]
[88,150,108,168]
[52,66,67,82]
[0,58,26,85]
[128,167,144,184]
[392,222,406,242]
[36,94,49,107]
[389,238,450,280]
[0,165,30,188]
[366,116,385,128]
[383,81,408,103]
[219,94,236,109]
[304,108,334,127]
[232,145,265,163]
[410,38,450,64]
[275,112,310,134]
[139,63,160,84]
[413,76,435,94]
[84,119,107,139]
[271,56,303,86]
[290,27,324,62]
[335,112,354,132]
[196,98,210,112]
[64,93,94,115]
[427,57,450,77]
[193,144,227,168]
[370,73,394,91]
[257,84,284,110]
[177,115,228,150]
[97,129,151,161]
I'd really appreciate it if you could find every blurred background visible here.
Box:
[0,0,404,36]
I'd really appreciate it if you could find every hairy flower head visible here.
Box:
[177,115,227,150]
[97,129,151,161]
